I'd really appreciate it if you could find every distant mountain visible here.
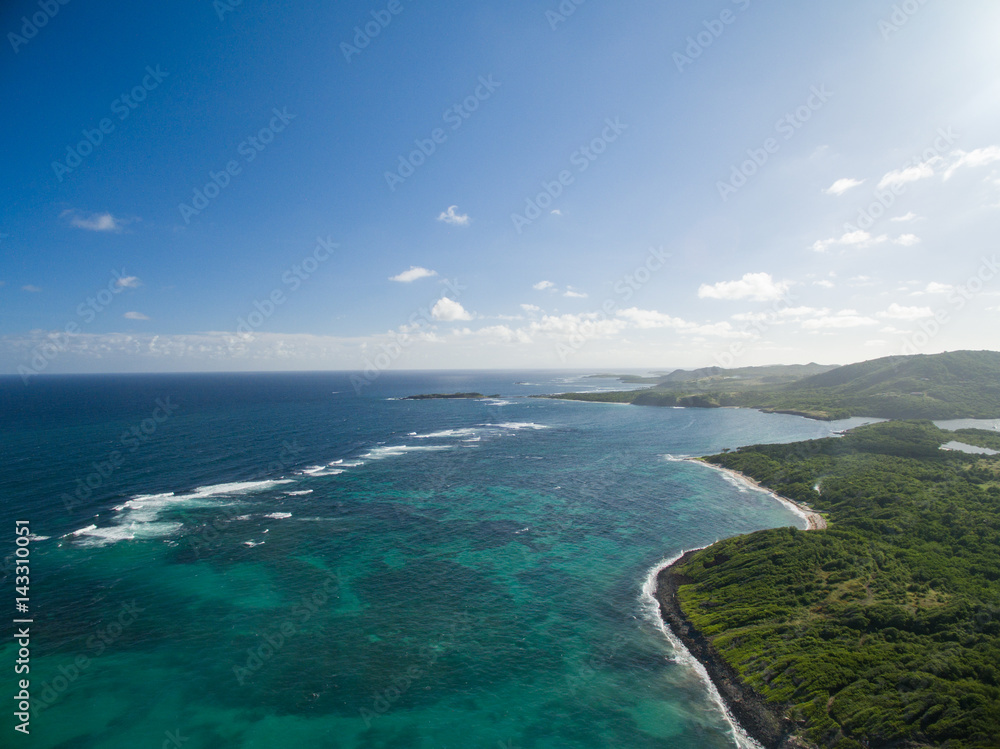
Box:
[547,351,1000,420]
[654,362,838,387]
[772,350,1000,419]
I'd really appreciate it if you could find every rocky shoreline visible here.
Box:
[652,458,827,748]
[655,553,812,749]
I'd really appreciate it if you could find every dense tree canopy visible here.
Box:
[675,421,1000,748]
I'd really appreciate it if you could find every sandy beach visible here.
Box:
[647,456,830,748]
[682,457,827,531]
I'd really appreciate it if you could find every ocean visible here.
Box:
[0,371,875,749]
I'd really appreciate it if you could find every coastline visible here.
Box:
[654,551,808,749]
[646,457,827,748]
[682,458,827,531]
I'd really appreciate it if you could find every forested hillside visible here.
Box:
[548,351,1000,420]
[671,421,1000,748]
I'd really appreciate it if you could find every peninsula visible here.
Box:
[657,419,1000,748]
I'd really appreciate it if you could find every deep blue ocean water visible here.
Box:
[0,372,876,749]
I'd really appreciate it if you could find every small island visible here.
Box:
[402,392,501,400]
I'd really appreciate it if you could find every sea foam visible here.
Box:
[640,550,764,749]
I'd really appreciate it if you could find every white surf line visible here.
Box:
[640,550,765,749]
[681,457,826,531]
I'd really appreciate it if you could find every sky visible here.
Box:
[2,0,999,376]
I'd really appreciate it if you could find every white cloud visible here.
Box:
[688,321,747,338]
[824,178,865,195]
[782,306,828,317]
[697,272,790,302]
[528,313,627,339]
[813,279,835,288]
[614,308,748,338]
[22,285,42,292]
[436,205,470,226]
[551,209,562,216]
[563,288,588,298]
[878,303,933,321]
[802,313,878,329]
[116,276,142,288]
[924,282,953,294]
[811,230,888,253]
[468,325,533,344]
[877,161,937,190]
[124,311,150,320]
[62,210,127,232]
[731,308,827,323]
[616,308,690,329]
[431,297,472,321]
[520,304,541,313]
[390,266,438,283]
[893,234,920,246]
[849,276,879,287]
[533,281,555,291]
[944,146,1000,180]
[891,211,918,222]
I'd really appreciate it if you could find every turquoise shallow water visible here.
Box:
[0,372,873,748]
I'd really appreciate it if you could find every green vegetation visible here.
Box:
[546,351,1000,420]
[675,421,1000,748]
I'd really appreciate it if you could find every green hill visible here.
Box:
[545,351,1000,420]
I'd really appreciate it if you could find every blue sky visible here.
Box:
[2,0,999,375]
